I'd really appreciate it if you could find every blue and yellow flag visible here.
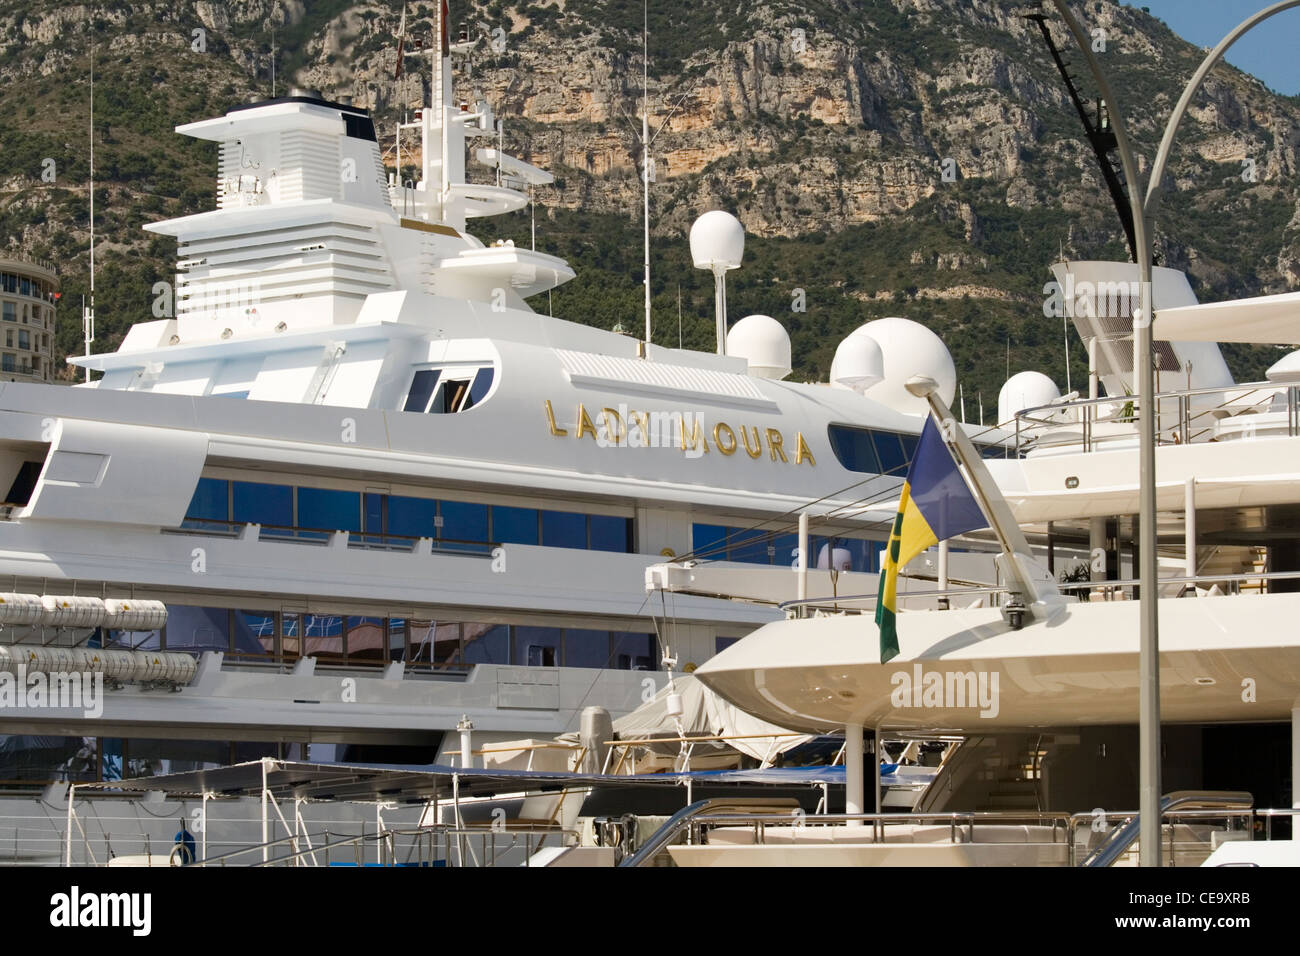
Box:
[876,417,987,662]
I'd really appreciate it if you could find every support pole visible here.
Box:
[261,759,269,865]
[845,723,864,826]
[201,792,208,864]
[65,784,74,867]
[797,512,809,610]
[713,270,727,355]
[937,540,950,610]
[1184,478,1197,583]
[874,727,884,814]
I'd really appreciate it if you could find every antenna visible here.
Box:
[641,1,651,347]
[271,25,276,96]
[85,28,95,382]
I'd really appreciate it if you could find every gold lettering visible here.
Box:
[766,428,788,463]
[740,425,763,459]
[544,399,568,436]
[680,416,710,455]
[713,422,737,455]
[628,410,649,447]
[576,403,598,440]
[795,431,816,466]
[601,407,625,446]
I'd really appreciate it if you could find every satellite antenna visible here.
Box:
[689,210,744,355]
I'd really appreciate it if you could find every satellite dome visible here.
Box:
[689,210,745,272]
[856,317,956,415]
[816,543,852,572]
[829,331,885,392]
[1266,349,1300,384]
[727,315,791,380]
[998,370,1060,424]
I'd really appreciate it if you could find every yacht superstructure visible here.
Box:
[0,15,1014,857]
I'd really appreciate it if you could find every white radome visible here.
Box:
[829,331,885,392]
[727,315,791,380]
[854,317,957,415]
[689,210,745,272]
[998,370,1060,424]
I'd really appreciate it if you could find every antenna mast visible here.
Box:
[85,28,95,382]
[641,2,651,347]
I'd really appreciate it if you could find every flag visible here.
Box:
[440,0,450,57]
[394,3,407,80]
[875,416,987,663]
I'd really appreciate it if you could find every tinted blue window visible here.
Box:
[346,616,385,661]
[441,500,488,542]
[770,532,799,567]
[403,369,440,412]
[827,425,882,474]
[899,433,919,468]
[184,477,228,526]
[514,626,561,666]
[870,431,908,476]
[716,636,740,654]
[298,487,360,533]
[388,495,440,538]
[612,632,656,670]
[590,515,631,553]
[165,605,231,653]
[463,623,509,665]
[815,537,881,574]
[564,629,610,668]
[363,493,384,534]
[692,523,728,560]
[464,367,494,409]
[541,510,587,549]
[727,527,770,564]
[493,505,538,545]
[232,481,292,528]
[233,611,275,656]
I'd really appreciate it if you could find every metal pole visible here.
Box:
[642,11,652,347]
[937,540,950,609]
[65,784,74,866]
[201,792,208,863]
[1048,0,1159,866]
[261,759,269,864]
[1184,478,1196,582]
[713,270,726,354]
[1293,707,1300,809]
[844,723,864,825]
[797,512,809,609]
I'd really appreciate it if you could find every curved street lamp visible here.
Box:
[1047,0,1300,866]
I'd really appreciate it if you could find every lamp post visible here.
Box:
[1047,0,1300,866]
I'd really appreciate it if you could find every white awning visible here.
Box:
[1154,292,1300,345]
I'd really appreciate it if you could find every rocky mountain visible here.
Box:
[1,0,1296,400]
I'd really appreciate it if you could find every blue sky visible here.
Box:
[1125,1,1300,95]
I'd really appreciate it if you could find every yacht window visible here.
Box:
[463,623,510,666]
[492,505,539,545]
[871,431,908,476]
[613,632,656,670]
[515,626,562,667]
[403,369,440,412]
[827,424,882,474]
[565,629,611,669]
[436,378,471,413]
[464,367,494,409]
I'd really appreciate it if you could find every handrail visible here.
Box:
[1079,790,1253,867]
[779,568,1300,615]
[618,797,801,867]
[1013,379,1294,455]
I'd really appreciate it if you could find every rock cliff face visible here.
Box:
[0,0,1296,388]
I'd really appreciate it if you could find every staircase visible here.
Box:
[976,737,1047,812]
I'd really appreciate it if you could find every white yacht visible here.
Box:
[0,24,1010,862]
[644,261,1300,866]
